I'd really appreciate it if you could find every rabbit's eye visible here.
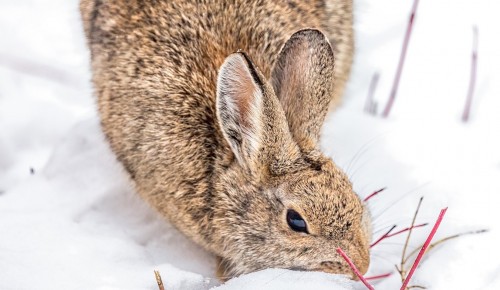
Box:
[286,209,308,233]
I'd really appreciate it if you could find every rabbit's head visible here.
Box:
[215,29,371,279]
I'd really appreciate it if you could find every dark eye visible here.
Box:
[286,209,308,233]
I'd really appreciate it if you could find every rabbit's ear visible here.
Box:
[271,29,335,152]
[217,52,300,173]
[216,53,266,169]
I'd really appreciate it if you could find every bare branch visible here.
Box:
[0,53,81,88]
[400,208,448,290]
[462,26,479,122]
[382,0,420,117]
[404,229,488,264]
[364,187,387,202]
[154,270,165,290]
[365,72,380,115]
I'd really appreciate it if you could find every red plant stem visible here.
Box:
[386,223,428,238]
[365,72,380,114]
[382,0,420,118]
[371,223,428,248]
[370,225,396,248]
[462,26,479,122]
[366,272,393,281]
[400,208,448,290]
[0,53,80,88]
[336,247,374,290]
[364,187,387,202]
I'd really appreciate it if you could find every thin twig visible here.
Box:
[400,208,448,290]
[154,270,165,290]
[372,223,428,248]
[382,0,420,117]
[336,247,374,290]
[365,72,380,115]
[387,223,428,239]
[404,229,488,264]
[0,53,81,88]
[364,187,387,202]
[365,272,393,281]
[462,26,479,122]
[371,225,397,248]
[399,197,424,283]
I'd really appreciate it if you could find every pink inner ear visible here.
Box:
[273,40,308,111]
[217,53,266,163]
[231,60,259,130]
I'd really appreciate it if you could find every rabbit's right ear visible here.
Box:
[271,29,335,153]
[216,52,301,174]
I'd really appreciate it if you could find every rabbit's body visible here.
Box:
[81,0,370,279]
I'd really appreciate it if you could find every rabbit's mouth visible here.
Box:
[289,263,353,276]
[289,266,330,274]
[310,263,359,279]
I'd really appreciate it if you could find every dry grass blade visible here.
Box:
[404,229,488,264]
[398,197,424,283]
[154,270,165,290]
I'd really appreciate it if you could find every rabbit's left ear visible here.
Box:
[271,29,335,153]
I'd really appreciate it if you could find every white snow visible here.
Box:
[1,0,499,289]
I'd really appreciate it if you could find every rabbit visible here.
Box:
[80,0,371,280]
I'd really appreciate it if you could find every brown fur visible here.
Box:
[80,0,370,280]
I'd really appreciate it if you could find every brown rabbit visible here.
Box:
[80,0,371,280]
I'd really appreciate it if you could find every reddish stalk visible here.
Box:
[366,272,393,281]
[336,247,374,290]
[386,223,428,238]
[462,26,479,122]
[371,223,428,248]
[0,53,80,88]
[382,0,420,117]
[370,225,396,248]
[365,72,380,114]
[400,208,448,290]
[364,187,387,202]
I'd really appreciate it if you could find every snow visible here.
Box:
[213,269,354,290]
[1,0,499,289]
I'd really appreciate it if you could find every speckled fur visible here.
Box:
[80,0,370,279]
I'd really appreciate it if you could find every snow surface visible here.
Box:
[1,0,499,289]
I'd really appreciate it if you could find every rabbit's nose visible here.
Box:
[321,246,370,279]
[345,246,370,276]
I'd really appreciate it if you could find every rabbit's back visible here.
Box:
[81,0,353,247]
